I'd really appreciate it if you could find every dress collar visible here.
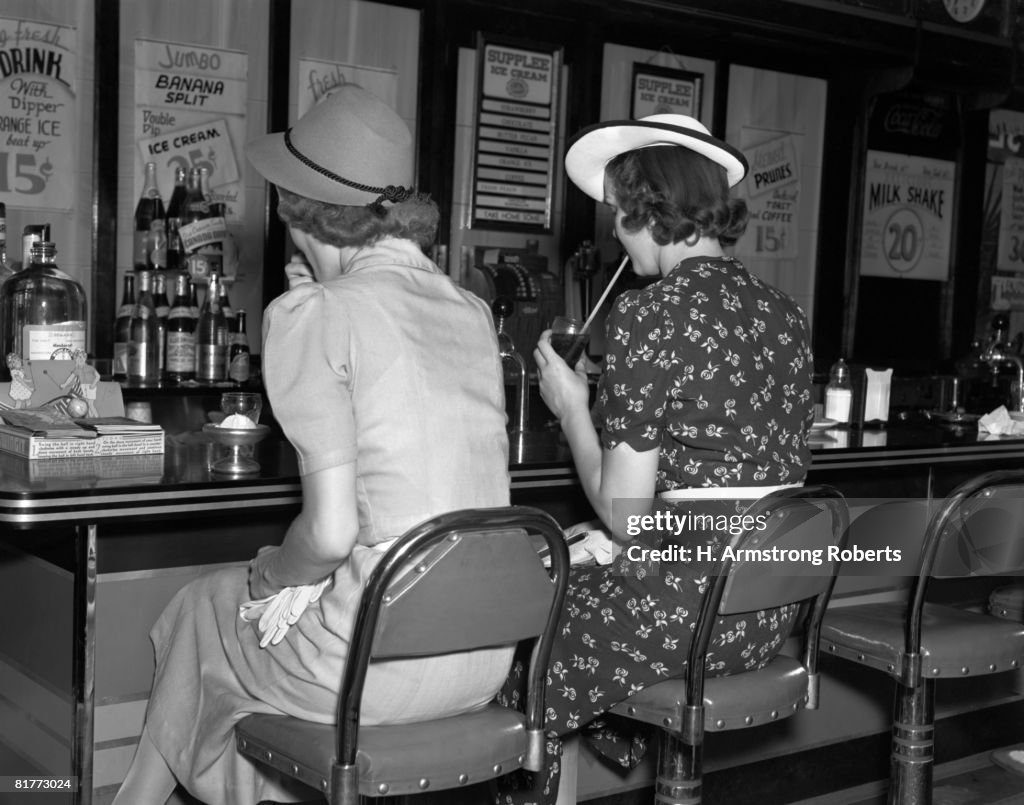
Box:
[342,238,440,277]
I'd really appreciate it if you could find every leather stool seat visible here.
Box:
[238,704,527,797]
[989,583,1024,622]
[611,655,809,732]
[823,602,1024,678]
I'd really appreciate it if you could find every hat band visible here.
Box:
[283,128,414,206]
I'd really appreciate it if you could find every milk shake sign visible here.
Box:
[859,150,954,281]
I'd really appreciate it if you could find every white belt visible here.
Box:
[658,482,802,501]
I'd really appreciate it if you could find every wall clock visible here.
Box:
[943,0,986,23]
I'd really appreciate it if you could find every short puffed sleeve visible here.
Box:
[262,284,356,475]
[597,291,673,452]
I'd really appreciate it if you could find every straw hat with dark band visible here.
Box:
[564,114,748,201]
[245,84,415,207]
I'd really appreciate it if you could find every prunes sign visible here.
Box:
[471,37,560,231]
[735,131,801,261]
[0,17,76,211]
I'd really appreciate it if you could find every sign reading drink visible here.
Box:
[470,37,560,231]
[0,17,76,211]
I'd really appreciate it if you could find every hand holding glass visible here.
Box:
[549,315,589,366]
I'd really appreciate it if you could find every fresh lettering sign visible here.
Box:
[0,17,76,210]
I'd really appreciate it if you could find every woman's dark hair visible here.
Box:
[605,145,749,247]
[275,187,440,251]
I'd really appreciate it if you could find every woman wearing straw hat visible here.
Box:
[114,85,513,805]
[496,115,815,804]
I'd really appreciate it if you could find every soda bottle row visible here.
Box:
[133,161,232,280]
[113,268,250,386]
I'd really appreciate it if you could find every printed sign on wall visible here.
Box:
[0,17,77,211]
[735,129,801,260]
[630,63,701,119]
[135,39,247,227]
[859,150,955,281]
[470,36,560,231]
[296,59,398,120]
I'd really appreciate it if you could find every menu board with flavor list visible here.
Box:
[470,37,561,232]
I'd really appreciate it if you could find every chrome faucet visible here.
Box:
[980,342,1024,413]
[492,297,529,434]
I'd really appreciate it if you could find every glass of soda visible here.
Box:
[549,315,589,366]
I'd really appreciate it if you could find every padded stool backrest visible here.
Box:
[373,526,556,657]
[932,480,1024,579]
[719,491,848,615]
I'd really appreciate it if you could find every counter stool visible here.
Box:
[607,485,849,805]
[820,470,1024,805]
[235,505,570,805]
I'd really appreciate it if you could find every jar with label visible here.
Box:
[824,358,853,425]
[0,241,87,379]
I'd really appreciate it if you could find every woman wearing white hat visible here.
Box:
[114,85,513,805]
[497,116,815,804]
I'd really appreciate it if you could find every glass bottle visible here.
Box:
[128,268,160,385]
[165,272,195,384]
[219,278,236,334]
[0,241,87,378]
[194,271,227,384]
[112,272,135,379]
[179,167,227,281]
[134,162,165,271]
[228,308,251,385]
[824,358,853,425]
[164,166,187,274]
[188,277,200,321]
[21,223,50,271]
[0,202,12,285]
[153,271,170,376]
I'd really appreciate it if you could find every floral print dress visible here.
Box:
[496,256,815,804]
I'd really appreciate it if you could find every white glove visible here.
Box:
[239,577,332,648]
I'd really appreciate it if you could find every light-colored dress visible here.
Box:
[147,239,513,805]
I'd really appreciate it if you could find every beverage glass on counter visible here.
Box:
[221,392,262,425]
[549,315,589,366]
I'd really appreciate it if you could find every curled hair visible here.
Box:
[275,187,440,251]
[605,146,748,247]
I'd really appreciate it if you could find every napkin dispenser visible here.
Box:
[851,366,893,428]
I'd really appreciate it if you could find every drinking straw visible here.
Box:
[581,255,630,334]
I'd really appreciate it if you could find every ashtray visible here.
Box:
[203,422,270,474]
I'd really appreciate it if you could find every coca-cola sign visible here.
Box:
[883,104,945,139]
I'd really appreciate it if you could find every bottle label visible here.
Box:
[117,303,134,318]
[23,323,86,361]
[113,342,128,375]
[127,340,161,383]
[132,230,149,267]
[229,351,250,383]
[166,331,196,373]
[195,343,226,382]
[179,216,228,253]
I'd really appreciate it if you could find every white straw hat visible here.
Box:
[245,84,414,206]
[564,114,748,201]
